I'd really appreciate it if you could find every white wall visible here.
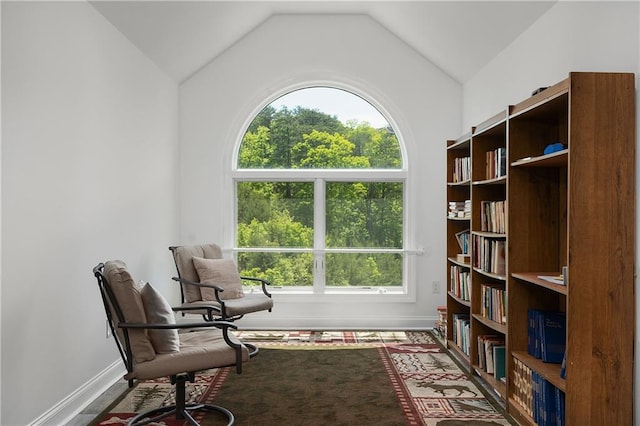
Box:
[462,0,640,421]
[463,1,639,129]
[179,14,461,329]
[1,2,178,425]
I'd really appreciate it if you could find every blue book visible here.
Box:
[540,312,566,363]
[493,345,506,381]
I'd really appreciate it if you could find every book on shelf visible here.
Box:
[453,156,471,182]
[486,147,507,180]
[450,265,470,301]
[514,357,565,426]
[452,313,471,355]
[480,200,506,234]
[455,229,470,253]
[532,371,565,426]
[472,236,506,276]
[480,283,507,324]
[528,309,566,363]
[477,335,503,374]
[559,350,567,379]
[493,345,506,381]
[537,274,565,285]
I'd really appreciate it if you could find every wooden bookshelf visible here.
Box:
[445,72,635,425]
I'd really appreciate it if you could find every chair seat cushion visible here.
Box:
[179,293,273,318]
[193,257,245,300]
[223,293,274,317]
[126,328,250,381]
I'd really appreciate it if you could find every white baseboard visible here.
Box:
[235,315,437,330]
[28,360,124,426]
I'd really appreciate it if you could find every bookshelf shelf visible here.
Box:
[472,176,507,186]
[473,268,506,281]
[511,272,568,295]
[447,257,470,268]
[447,216,470,221]
[447,179,471,187]
[445,72,635,425]
[447,291,470,307]
[472,314,507,334]
[511,149,568,168]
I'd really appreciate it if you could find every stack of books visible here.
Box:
[448,200,471,219]
[434,305,447,341]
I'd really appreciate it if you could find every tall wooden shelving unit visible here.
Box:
[445,72,635,425]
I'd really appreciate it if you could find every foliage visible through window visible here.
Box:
[236,87,404,290]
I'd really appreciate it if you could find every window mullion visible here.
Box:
[313,178,326,293]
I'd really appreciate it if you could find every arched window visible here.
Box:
[234,87,407,294]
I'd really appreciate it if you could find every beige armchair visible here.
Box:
[169,244,274,322]
[93,260,255,425]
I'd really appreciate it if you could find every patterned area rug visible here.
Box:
[94,331,513,426]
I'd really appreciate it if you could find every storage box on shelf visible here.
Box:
[445,72,635,425]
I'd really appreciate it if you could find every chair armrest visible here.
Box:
[172,305,222,315]
[172,276,226,304]
[171,276,224,293]
[240,276,273,297]
[118,320,237,331]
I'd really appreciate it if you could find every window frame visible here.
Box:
[230,86,418,302]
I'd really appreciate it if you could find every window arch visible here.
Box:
[233,86,408,294]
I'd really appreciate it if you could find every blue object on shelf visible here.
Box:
[544,142,565,155]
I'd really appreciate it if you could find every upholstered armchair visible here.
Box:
[169,244,274,322]
[93,260,256,425]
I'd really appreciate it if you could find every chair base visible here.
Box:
[128,403,234,426]
[244,342,259,358]
[127,372,234,426]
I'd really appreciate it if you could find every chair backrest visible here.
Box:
[93,261,157,376]
[169,244,223,303]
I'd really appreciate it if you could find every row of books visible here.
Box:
[528,310,566,364]
[477,335,505,380]
[452,313,470,356]
[450,265,470,301]
[480,283,506,325]
[512,357,565,425]
[480,200,506,234]
[452,156,471,182]
[486,147,507,180]
[472,235,506,276]
[448,200,471,219]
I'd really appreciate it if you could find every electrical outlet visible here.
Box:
[432,281,441,294]
[106,319,112,339]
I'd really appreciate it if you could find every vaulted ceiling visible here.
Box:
[90,1,556,84]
